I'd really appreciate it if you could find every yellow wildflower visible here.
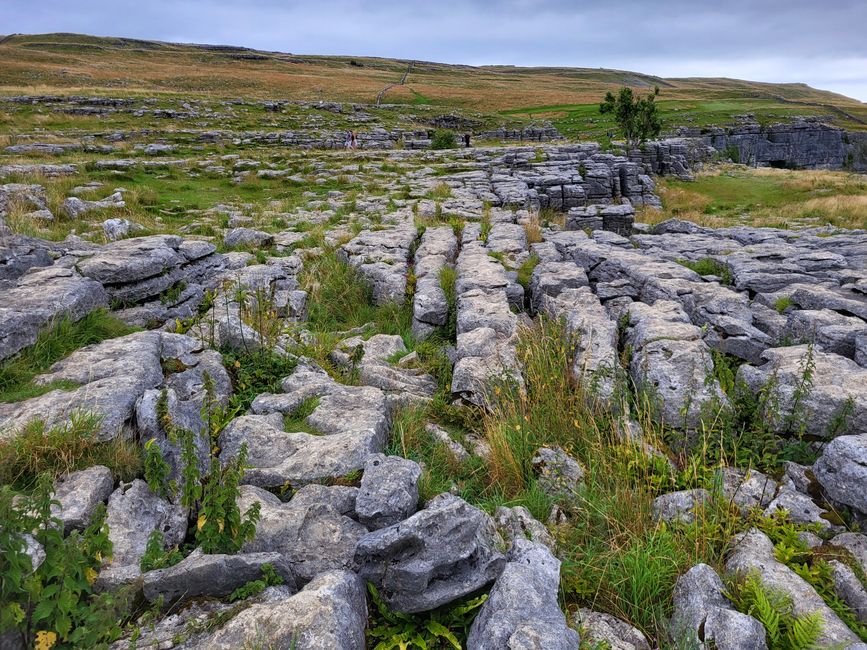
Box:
[35,630,57,650]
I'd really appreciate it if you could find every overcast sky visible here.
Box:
[4,0,867,102]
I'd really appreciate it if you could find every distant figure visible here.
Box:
[344,130,353,149]
[350,131,358,150]
[464,133,471,148]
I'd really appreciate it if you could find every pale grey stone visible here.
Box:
[51,465,114,534]
[355,454,421,529]
[199,570,367,650]
[467,539,580,650]
[142,548,297,605]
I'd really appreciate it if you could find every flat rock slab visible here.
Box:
[219,413,385,488]
[0,265,108,362]
[0,331,219,441]
[142,548,297,605]
[77,234,185,285]
[738,345,867,438]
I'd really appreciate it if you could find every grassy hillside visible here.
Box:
[1,32,866,135]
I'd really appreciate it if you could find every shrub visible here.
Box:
[430,129,457,150]
[147,379,261,556]
[1,475,134,647]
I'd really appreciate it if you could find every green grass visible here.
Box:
[0,412,142,490]
[501,98,867,141]
[676,257,732,284]
[651,166,867,230]
[0,309,136,403]
[301,250,413,338]
[775,296,794,313]
[283,396,322,434]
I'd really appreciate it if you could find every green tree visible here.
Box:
[600,86,662,150]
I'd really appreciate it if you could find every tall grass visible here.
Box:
[477,318,741,640]
[300,250,412,337]
[0,413,141,490]
[0,309,136,403]
[649,165,867,230]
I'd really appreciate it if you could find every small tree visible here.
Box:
[600,86,661,150]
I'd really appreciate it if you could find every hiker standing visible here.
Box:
[350,130,358,150]
[464,133,471,148]
[344,130,353,149]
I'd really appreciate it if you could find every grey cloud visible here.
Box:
[2,0,866,100]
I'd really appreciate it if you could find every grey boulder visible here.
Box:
[814,433,867,514]
[355,493,505,613]
[97,480,187,589]
[51,465,114,534]
[236,485,366,583]
[223,227,274,249]
[467,539,580,650]
[199,570,367,650]
[355,454,421,529]
[573,609,650,650]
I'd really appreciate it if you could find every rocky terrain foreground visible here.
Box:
[2,94,867,649]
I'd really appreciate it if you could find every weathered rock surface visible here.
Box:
[738,346,867,437]
[142,547,297,605]
[198,570,367,650]
[355,453,421,529]
[0,265,108,362]
[51,465,114,534]
[717,467,778,515]
[467,539,580,650]
[541,286,619,401]
[339,215,416,305]
[0,331,222,441]
[494,505,556,551]
[331,334,437,407]
[671,563,767,650]
[355,493,505,613]
[97,480,187,589]
[814,434,867,514]
[627,300,727,428]
[653,489,710,524]
[235,485,366,583]
[573,609,650,650]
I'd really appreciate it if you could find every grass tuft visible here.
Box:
[0,413,141,490]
